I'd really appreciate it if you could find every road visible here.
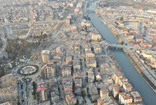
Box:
[0,25,7,58]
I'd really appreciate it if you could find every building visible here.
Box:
[73,60,81,70]
[76,96,84,105]
[86,57,97,68]
[65,93,77,105]
[100,88,109,98]
[130,91,142,103]
[89,32,101,41]
[50,81,59,103]
[66,16,71,24]
[123,83,133,92]
[94,44,103,54]
[96,72,102,81]
[37,82,49,102]
[87,68,95,83]
[139,22,144,34]
[112,85,120,98]
[74,43,80,50]
[0,74,17,88]
[81,20,91,27]
[119,92,133,105]
[74,87,81,95]
[112,72,124,85]
[0,101,17,105]
[38,101,51,105]
[0,86,18,103]
[61,66,71,77]
[112,72,128,87]
[55,46,64,54]
[65,56,73,64]
[118,78,129,87]
[0,74,17,103]
[74,78,82,87]
[90,95,100,102]
[41,50,50,64]
[97,96,117,105]
[51,92,59,103]
[88,83,98,95]
[41,64,55,79]
[62,78,73,94]
[85,49,95,58]
[73,71,82,79]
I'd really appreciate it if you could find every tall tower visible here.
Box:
[41,50,50,64]
[139,22,144,34]
[144,27,148,36]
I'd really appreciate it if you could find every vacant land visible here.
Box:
[103,0,156,9]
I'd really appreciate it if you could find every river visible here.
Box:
[87,3,156,105]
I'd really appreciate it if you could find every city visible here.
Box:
[0,0,156,105]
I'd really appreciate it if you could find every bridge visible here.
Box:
[87,8,95,11]
[107,43,134,50]
[86,9,95,13]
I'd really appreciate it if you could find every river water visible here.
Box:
[87,4,156,105]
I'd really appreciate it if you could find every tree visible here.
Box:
[120,17,123,21]
[32,81,36,90]
[4,66,9,74]
[86,72,88,75]
[81,90,86,97]
[0,60,4,64]
[0,70,4,77]
[87,87,89,93]
[2,56,6,60]
[33,95,36,100]
[17,96,20,105]
[121,41,124,45]
[98,69,100,72]
[32,90,36,97]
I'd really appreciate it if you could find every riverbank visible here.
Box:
[123,48,156,93]
[95,10,123,44]
[88,4,156,104]
[95,9,156,93]
[109,51,121,71]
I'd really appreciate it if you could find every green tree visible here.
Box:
[94,102,97,105]
[2,56,6,60]
[86,72,88,75]
[4,66,9,74]
[98,69,100,72]
[0,70,4,77]
[81,90,86,97]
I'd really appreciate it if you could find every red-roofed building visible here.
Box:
[112,85,120,98]
[100,88,109,98]
[65,93,77,105]
[123,83,133,92]
[41,64,55,79]
[119,92,133,105]
[37,82,48,102]
[130,91,142,103]
[61,66,71,78]
[97,96,118,105]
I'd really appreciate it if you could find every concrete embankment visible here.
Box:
[123,48,156,93]
[109,51,121,71]
[95,10,123,44]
